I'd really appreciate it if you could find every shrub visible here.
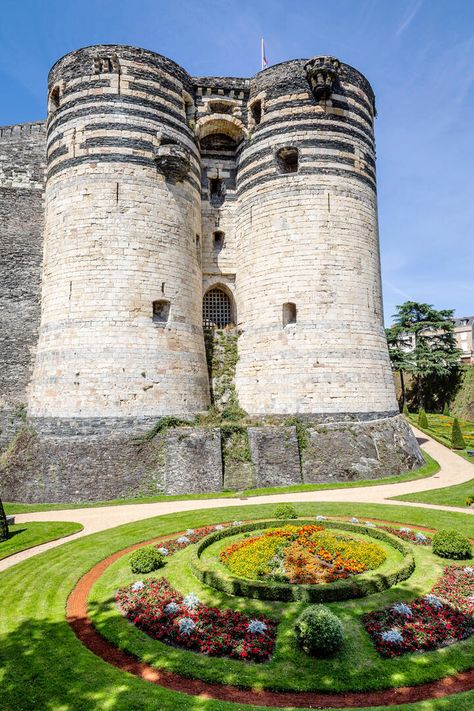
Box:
[451,417,466,450]
[466,496,474,507]
[294,605,344,656]
[273,503,298,520]
[402,402,409,416]
[432,530,472,560]
[417,408,428,428]
[443,403,450,416]
[130,546,164,574]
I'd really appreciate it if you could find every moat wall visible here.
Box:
[0,414,423,503]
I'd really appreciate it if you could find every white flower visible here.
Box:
[164,602,180,615]
[381,629,404,644]
[400,527,412,533]
[157,547,169,556]
[214,524,224,531]
[177,536,190,545]
[131,581,144,591]
[392,603,412,618]
[463,566,474,575]
[415,532,427,543]
[316,515,327,521]
[351,517,359,524]
[186,529,195,535]
[183,592,200,610]
[424,594,443,609]
[178,617,196,635]
[233,521,243,526]
[365,521,376,528]
[468,593,474,603]
[247,619,267,634]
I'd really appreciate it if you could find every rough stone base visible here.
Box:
[302,415,424,483]
[248,426,302,488]
[0,414,423,503]
[0,429,165,503]
[163,428,223,495]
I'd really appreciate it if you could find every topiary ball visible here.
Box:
[130,546,165,574]
[273,503,298,520]
[294,605,344,656]
[432,529,472,560]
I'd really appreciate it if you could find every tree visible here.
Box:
[386,302,463,411]
[451,418,466,450]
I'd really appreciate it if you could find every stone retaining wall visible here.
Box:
[0,414,423,502]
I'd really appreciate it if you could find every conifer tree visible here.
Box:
[443,403,450,416]
[451,417,466,450]
[386,302,462,410]
[418,408,429,428]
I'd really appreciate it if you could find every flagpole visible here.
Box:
[261,37,264,71]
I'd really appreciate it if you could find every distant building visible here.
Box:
[391,316,474,365]
[453,317,474,364]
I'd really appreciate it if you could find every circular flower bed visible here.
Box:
[191,520,415,603]
[220,525,386,584]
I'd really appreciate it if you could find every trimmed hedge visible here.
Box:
[273,504,298,520]
[295,605,344,656]
[191,519,415,603]
[432,529,472,560]
[130,546,164,574]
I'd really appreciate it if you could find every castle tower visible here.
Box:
[28,45,210,418]
[235,58,398,418]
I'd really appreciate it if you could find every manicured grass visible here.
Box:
[0,521,83,560]
[394,477,474,508]
[4,451,439,515]
[1,501,474,710]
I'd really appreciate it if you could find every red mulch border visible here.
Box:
[66,518,474,709]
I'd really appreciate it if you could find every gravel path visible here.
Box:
[2,426,472,573]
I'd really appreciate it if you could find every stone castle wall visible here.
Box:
[0,46,422,501]
[0,121,46,444]
[235,60,396,415]
[28,46,210,418]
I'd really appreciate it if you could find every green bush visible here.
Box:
[432,529,472,560]
[443,403,450,416]
[402,402,409,416]
[294,605,344,656]
[465,496,474,507]
[418,408,429,428]
[451,417,466,450]
[130,546,164,574]
[273,504,298,520]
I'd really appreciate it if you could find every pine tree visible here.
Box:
[451,417,466,450]
[386,302,463,411]
[418,408,429,428]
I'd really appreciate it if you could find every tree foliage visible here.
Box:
[386,302,462,410]
[451,418,466,450]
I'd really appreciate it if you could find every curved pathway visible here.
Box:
[1,426,472,573]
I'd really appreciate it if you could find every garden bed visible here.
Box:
[191,520,414,602]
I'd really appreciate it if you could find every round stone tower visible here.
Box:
[28,45,209,418]
[235,58,398,418]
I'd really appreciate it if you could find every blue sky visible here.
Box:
[1,0,473,324]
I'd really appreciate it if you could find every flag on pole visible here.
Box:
[261,38,268,70]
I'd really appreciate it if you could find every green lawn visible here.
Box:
[393,477,474,508]
[4,451,439,515]
[1,501,474,710]
[0,521,83,560]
